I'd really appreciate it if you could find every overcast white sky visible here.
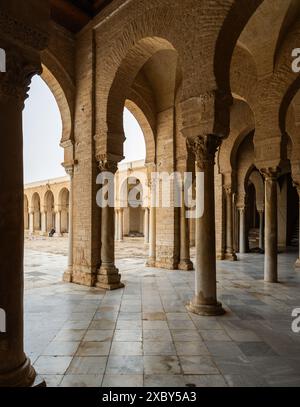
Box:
[23,76,146,184]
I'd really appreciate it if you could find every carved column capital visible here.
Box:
[96,154,118,174]
[260,167,279,181]
[224,185,232,196]
[63,160,78,178]
[188,134,221,170]
[0,49,41,104]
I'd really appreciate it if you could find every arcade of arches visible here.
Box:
[1,0,300,387]
[24,177,70,236]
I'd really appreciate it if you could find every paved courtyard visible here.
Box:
[24,237,300,387]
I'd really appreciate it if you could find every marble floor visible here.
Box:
[24,237,300,387]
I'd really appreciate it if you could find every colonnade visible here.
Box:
[2,0,300,388]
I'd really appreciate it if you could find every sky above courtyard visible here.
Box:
[23,76,146,184]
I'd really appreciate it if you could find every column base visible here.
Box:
[295,259,300,268]
[63,267,73,283]
[216,251,225,260]
[187,299,225,316]
[224,251,237,261]
[96,265,124,290]
[178,259,194,271]
[264,277,278,283]
[146,258,156,267]
[0,357,39,387]
[71,266,97,287]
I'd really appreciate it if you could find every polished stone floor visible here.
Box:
[24,237,300,387]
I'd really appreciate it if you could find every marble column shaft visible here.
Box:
[63,168,74,282]
[263,169,278,283]
[146,180,156,267]
[224,186,237,261]
[144,208,149,244]
[118,209,124,242]
[0,49,41,387]
[55,210,62,236]
[187,135,225,316]
[29,212,34,235]
[178,187,193,270]
[96,159,124,290]
[258,209,264,251]
[238,207,246,254]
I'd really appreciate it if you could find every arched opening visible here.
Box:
[23,70,70,279]
[121,176,144,237]
[121,108,146,165]
[31,193,41,233]
[104,37,182,270]
[23,76,64,183]
[246,182,259,250]
[59,188,70,234]
[44,191,55,233]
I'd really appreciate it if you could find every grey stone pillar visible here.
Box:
[238,207,246,254]
[96,159,124,290]
[118,209,124,242]
[144,208,149,244]
[224,186,237,261]
[115,210,119,241]
[178,187,193,270]
[258,209,264,251]
[0,49,42,387]
[55,210,62,236]
[41,211,47,235]
[29,211,34,235]
[63,166,74,282]
[187,135,225,316]
[146,180,156,267]
[262,169,278,283]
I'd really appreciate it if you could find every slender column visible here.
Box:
[146,179,156,267]
[178,187,193,270]
[118,209,124,242]
[24,212,29,231]
[63,166,74,282]
[224,186,237,261]
[187,135,225,316]
[262,169,278,283]
[29,211,34,235]
[232,194,238,253]
[190,218,195,247]
[144,208,149,244]
[115,210,119,241]
[41,211,47,235]
[55,210,62,236]
[238,207,246,253]
[96,159,124,290]
[258,209,264,251]
[0,49,41,387]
